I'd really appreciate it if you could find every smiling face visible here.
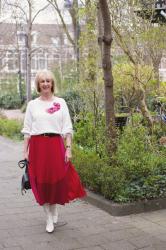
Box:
[35,70,55,94]
[38,76,52,95]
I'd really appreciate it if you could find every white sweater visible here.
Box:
[21,97,73,137]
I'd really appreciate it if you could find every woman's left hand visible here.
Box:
[65,148,72,163]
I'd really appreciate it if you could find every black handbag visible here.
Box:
[18,159,31,195]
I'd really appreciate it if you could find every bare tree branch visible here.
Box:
[112,24,136,65]
[47,0,75,47]
[31,3,50,24]
[5,1,28,22]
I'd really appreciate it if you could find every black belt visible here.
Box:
[39,133,60,137]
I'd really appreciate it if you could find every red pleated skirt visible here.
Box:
[28,135,86,206]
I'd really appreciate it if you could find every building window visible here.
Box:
[38,57,46,69]
[51,37,59,46]
[17,31,27,46]
[36,52,46,69]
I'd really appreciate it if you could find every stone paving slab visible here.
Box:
[0,136,166,250]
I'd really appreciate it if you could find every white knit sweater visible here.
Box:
[21,97,73,137]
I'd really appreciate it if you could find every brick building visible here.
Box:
[0,22,75,86]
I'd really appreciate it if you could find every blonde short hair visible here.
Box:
[35,69,56,93]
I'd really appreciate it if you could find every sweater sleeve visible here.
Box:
[21,102,33,136]
[61,99,73,137]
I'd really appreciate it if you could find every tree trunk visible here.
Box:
[99,0,116,155]
[16,22,23,103]
[97,3,103,67]
[68,0,80,80]
[26,1,32,102]
[69,0,78,53]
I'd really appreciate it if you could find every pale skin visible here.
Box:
[23,76,72,162]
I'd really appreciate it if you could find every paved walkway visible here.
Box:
[0,136,166,250]
[0,109,24,120]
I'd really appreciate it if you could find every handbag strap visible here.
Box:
[18,159,29,169]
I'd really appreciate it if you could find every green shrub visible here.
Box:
[74,113,96,148]
[99,165,125,200]
[113,125,166,202]
[115,126,156,179]
[0,94,22,109]
[74,112,107,157]
[72,144,104,193]
[0,118,23,140]
[72,144,127,200]
[73,124,166,203]
[61,91,84,122]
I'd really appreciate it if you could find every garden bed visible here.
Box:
[85,190,166,216]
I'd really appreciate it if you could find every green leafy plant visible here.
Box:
[0,118,23,140]
[0,94,22,109]
[72,144,104,193]
[73,123,166,203]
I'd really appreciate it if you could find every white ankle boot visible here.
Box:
[43,204,54,233]
[50,204,58,224]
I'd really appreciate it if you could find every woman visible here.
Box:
[21,69,86,233]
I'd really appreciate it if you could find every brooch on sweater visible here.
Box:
[46,102,61,114]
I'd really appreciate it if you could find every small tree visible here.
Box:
[5,0,50,102]
[109,0,154,128]
[78,0,105,155]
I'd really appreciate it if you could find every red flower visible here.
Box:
[46,103,61,114]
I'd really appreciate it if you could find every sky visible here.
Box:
[33,0,84,24]
[34,0,68,24]
[0,0,72,24]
